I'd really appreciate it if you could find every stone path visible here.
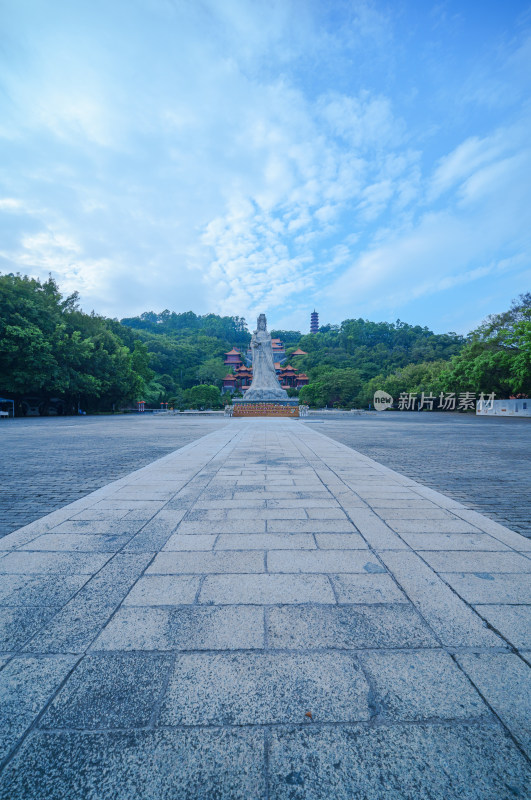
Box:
[0,419,529,799]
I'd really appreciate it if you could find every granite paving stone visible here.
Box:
[0,417,529,799]
[386,519,481,533]
[378,508,457,519]
[267,519,356,533]
[314,533,368,548]
[452,510,531,550]
[22,600,119,654]
[267,604,437,649]
[215,533,317,549]
[177,520,266,534]
[147,550,264,574]
[199,574,336,604]
[40,653,174,729]
[305,507,350,519]
[0,551,111,575]
[158,652,369,725]
[18,533,133,552]
[267,549,382,573]
[122,575,200,605]
[162,533,217,550]
[267,723,530,800]
[457,652,531,756]
[331,573,408,603]
[91,605,264,650]
[473,604,531,649]
[310,411,531,537]
[73,552,154,605]
[0,607,59,651]
[370,498,444,509]
[47,520,144,534]
[420,550,531,573]
[441,572,531,604]
[0,574,89,606]
[359,650,489,720]
[396,532,511,550]
[0,729,265,800]
[0,655,78,762]
[343,511,408,549]
[379,550,505,647]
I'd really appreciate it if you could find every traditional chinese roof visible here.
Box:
[281,364,297,373]
[297,373,308,379]
[223,374,236,382]
[291,348,307,356]
[271,339,284,348]
[225,348,241,355]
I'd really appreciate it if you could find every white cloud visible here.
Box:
[428,131,510,201]
[0,0,529,334]
[0,198,23,210]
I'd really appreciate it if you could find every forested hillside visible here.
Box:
[0,273,153,413]
[293,320,464,407]
[1,272,529,413]
[295,296,530,406]
[120,310,250,405]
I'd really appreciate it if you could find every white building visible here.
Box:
[477,398,531,416]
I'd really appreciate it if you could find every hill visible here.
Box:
[1,272,528,413]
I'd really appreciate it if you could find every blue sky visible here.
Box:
[1,0,530,334]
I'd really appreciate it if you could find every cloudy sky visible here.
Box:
[1,0,530,334]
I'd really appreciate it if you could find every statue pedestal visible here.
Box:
[232,399,299,418]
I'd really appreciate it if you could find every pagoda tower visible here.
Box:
[310,310,319,334]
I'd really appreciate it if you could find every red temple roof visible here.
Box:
[291,348,307,356]
[223,374,236,382]
[225,347,241,355]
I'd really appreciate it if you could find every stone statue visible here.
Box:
[243,313,289,401]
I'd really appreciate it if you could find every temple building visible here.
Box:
[224,347,243,369]
[222,338,309,394]
[310,310,319,333]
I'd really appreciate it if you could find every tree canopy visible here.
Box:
[1,271,528,413]
[0,273,152,412]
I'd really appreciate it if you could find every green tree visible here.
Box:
[183,384,222,409]
[196,357,227,386]
[440,294,531,396]
[0,273,151,413]
[359,361,449,407]
[299,368,363,407]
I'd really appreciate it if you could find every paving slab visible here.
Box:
[159,652,369,725]
[0,417,530,799]
[91,605,264,651]
[40,653,174,729]
[359,650,489,721]
[267,723,530,800]
[0,655,78,763]
[473,604,531,649]
[0,729,265,800]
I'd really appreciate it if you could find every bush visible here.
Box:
[183,384,222,409]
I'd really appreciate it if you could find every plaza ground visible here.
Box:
[0,415,529,798]
[1,411,529,539]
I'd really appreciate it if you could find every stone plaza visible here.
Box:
[0,416,530,798]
